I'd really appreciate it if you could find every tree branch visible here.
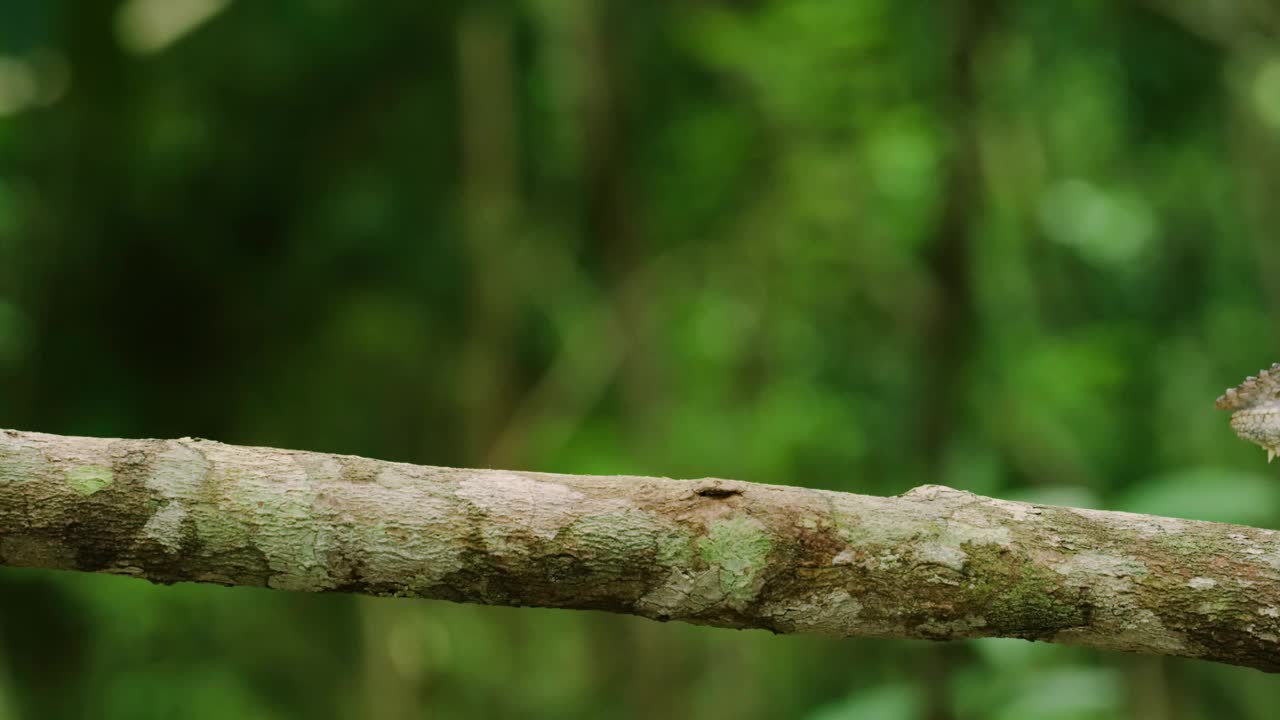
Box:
[1,429,1278,672]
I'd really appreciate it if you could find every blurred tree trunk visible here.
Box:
[576,0,664,452]
[357,595,424,720]
[1229,64,1280,331]
[918,0,994,469]
[457,5,522,467]
[2,429,1279,674]
[21,0,132,433]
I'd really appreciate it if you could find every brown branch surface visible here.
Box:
[1,429,1278,672]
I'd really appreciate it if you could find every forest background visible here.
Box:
[1,1,1279,718]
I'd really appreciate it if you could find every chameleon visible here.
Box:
[1217,362,1280,462]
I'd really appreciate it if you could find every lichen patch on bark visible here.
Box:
[0,436,47,485]
[1053,552,1147,579]
[457,473,586,540]
[697,516,773,606]
[137,440,212,553]
[66,464,113,496]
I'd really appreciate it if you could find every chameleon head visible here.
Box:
[1218,363,1280,462]
[1228,407,1280,462]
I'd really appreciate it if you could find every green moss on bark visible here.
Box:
[963,544,1087,639]
[66,464,113,496]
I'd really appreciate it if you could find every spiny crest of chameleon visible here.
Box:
[1217,362,1280,462]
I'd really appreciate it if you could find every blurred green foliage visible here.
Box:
[1,0,1279,717]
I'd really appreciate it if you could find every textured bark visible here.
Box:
[1,429,1278,672]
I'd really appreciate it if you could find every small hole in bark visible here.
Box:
[695,486,742,498]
